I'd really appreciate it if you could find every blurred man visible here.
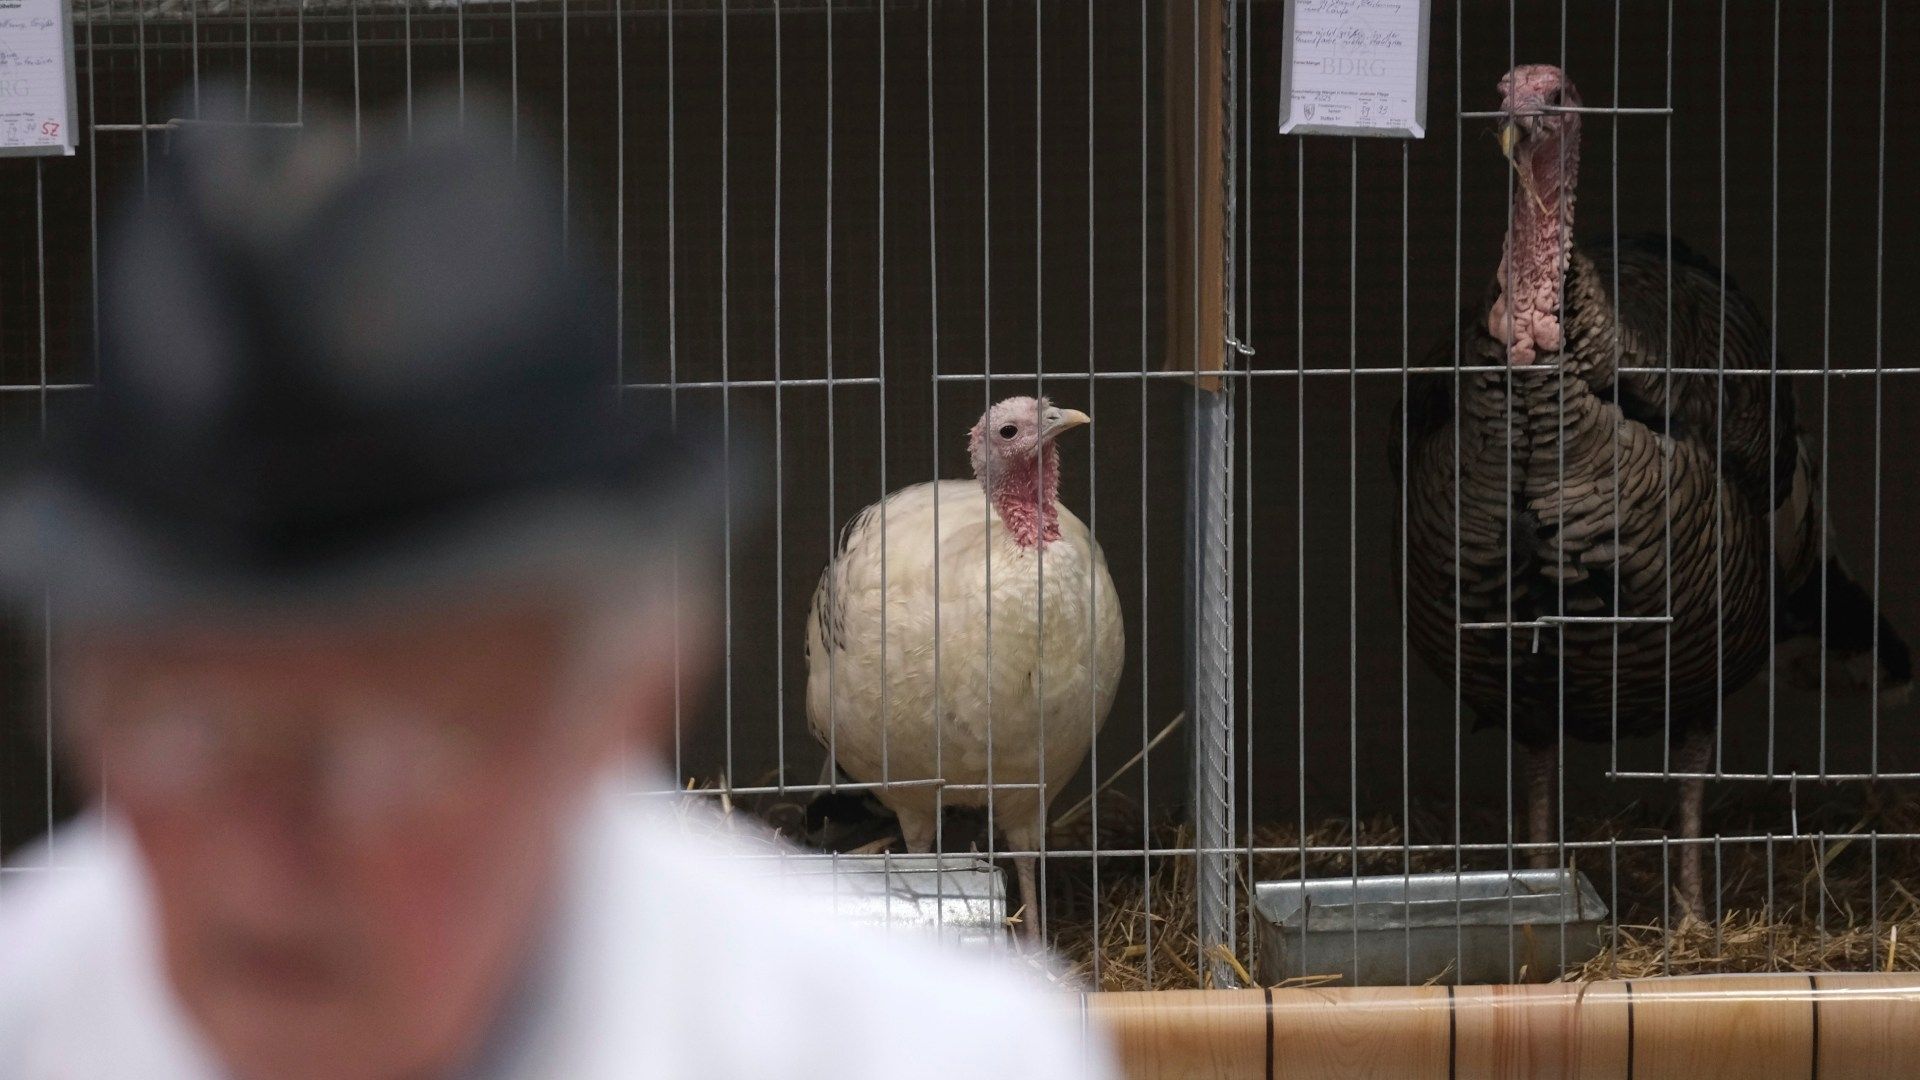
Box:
[0,97,1111,1080]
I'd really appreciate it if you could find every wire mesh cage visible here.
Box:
[2,0,1916,996]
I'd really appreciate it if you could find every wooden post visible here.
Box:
[1082,973,1920,1080]
[1163,0,1227,393]
[1165,0,1238,989]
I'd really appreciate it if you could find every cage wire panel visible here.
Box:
[2,0,1918,993]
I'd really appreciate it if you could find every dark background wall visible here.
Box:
[2,0,1915,860]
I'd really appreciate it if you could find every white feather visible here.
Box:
[805,479,1124,853]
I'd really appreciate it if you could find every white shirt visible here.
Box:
[0,777,1116,1080]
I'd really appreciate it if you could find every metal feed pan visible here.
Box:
[758,853,1008,952]
[1254,869,1608,986]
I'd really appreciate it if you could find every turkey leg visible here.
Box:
[1674,727,1712,919]
[896,808,938,855]
[1523,743,1557,870]
[1013,855,1042,944]
[1005,817,1046,945]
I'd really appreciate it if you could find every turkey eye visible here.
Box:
[998,424,1018,439]
[1545,90,1563,107]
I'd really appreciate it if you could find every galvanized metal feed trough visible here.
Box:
[761,854,1008,952]
[1254,869,1608,986]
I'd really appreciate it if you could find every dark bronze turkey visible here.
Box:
[1393,64,1911,915]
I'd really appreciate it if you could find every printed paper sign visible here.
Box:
[1280,0,1429,139]
[0,0,78,156]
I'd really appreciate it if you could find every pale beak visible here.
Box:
[1498,121,1549,215]
[1040,408,1091,441]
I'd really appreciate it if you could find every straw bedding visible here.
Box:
[1041,790,1920,990]
[704,777,1920,990]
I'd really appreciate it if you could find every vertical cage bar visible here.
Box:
[1346,130,1359,978]
[1295,88,1309,983]
[135,0,149,186]
[720,0,733,789]
[351,0,362,153]
[1449,0,1464,984]
[83,0,98,382]
[772,0,784,790]
[36,160,52,861]
[1086,0,1102,986]
[924,0,942,869]
[925,0,944,902]
[1030,0,1045,945]
[1500,0,1516,981]
[1767,0,1780,785]
[1137,0,1154,988]
[1398,132,1412,986]
[456,0,466,119]
[615,0,626,379]
[1871,0,1887,777]
[403,0,414,136]
[978,0,997,890]
[667,0,683,778]
[188,0,199,109]
[821,0,838,789]
[1817,0,1834,777]
[509,0,520,152]
[873,0,889,877]
[1239,0,1256,981]
[559,0,569,244]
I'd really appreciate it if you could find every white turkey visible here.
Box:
[1394,63,1910,916]
[804,396,1124,942]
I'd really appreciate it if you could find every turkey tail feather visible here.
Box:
[1777,554,1914,706]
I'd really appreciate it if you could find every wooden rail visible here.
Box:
[1083,974,1920,1079]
